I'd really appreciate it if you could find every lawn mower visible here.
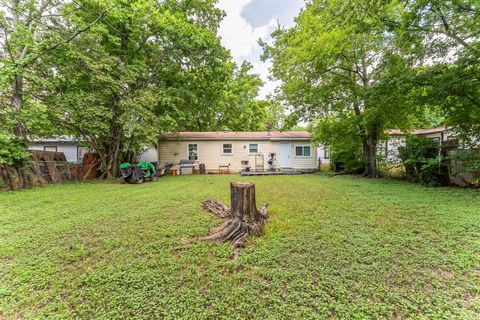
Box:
[119,161,158,184]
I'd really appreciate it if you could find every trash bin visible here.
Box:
[199,163,206,175]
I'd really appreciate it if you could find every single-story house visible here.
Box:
[387,127,457,143]
[381,127,459,162]
[28,136,89,163]
[157,131,318,172]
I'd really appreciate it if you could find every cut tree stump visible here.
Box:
[200,182,268,259]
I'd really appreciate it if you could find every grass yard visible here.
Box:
[1,175,479,319]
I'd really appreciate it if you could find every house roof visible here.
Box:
[161,131,311,141]
[29,135,83,143]
[387,127,453,136]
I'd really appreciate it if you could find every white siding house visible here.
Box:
[28,136,89,163]
[382,127,459,163]
[158,131,318,172]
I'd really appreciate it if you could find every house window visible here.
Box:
[77,146,89,163]
[248,143,258,154]
[188,144,198,160]
[295,145,311,157]
[324,146,330,159]
[222,143,233,155]
[44,146,57,152]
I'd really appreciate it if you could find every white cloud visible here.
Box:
[217,0,303,99]
[217,1,275,62]
[217,0,277,98]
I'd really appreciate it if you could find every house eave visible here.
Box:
[160,137,311,142]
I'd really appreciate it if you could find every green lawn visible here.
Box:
[1,175,479,319]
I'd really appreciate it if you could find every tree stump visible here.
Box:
[200,182,268,259]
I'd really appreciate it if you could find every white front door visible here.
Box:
[279,143,292,168]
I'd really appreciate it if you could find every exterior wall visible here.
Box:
[378,136,406,164]
[381,130,456,164]
[158,139,318,172]
[317,145,331,165]
[139,148,158,163]
[28,143,84,163]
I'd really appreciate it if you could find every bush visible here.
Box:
[450,149,480,173]
[330,143,365,174]
[0,133,29,165]
[398,137,447,186]
[448,149,480,187]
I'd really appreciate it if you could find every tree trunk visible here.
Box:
[361,138,370,175]
[12,74,27,138]
[97,123,124,179]
[363,124,380,178]
[200,182,269,259]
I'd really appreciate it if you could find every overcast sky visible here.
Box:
[216,0,305,99]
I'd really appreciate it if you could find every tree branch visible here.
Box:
[432,4,471,49]
[22,10,105,66]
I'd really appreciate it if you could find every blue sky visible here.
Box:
[217,0,305,99]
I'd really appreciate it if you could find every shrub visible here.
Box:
[398,137,447,186]
[448,149,480,187]
[330,143,365,174]
[450,149,480,173]
[0,133,29,165]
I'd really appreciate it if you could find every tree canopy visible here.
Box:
[392,0,480,145]
[265,0,422,177]
[2,0,478,179]
[265,0,479,176]
[0,0,283,176]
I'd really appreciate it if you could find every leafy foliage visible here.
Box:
[264,0,421,177]
[214,62,285,131]
[448,149,480,186]
[1,0,285,177]
[0,133,28,165]
[312,115,364,173]
[391,0,480,142]
[1,0,282,177]
[450,149,480,174]
[399,137,446,185]
[36,0,235,176]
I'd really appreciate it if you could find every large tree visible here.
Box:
[264,0,420,177]
[0,0,104,138]
[0,0,283,179]
[28,0,234,177]
[216,62,285,131]
[390,0,480,145]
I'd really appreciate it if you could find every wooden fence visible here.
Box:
[0,151,100,191]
